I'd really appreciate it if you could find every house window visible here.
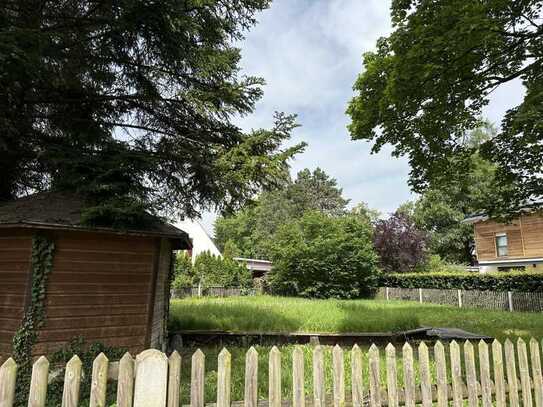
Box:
[498,266,526,272]
[495,234,508,257]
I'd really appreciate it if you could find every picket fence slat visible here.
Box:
[244,347,258,407]
[61,355,82,407]
[449,341,463,407]
[493,339,507,407]
[133,349,168,407]
[518,338,533,407]
[332,345,345,407]
[168,351,182,407]
[434,341,448,407]
[4,337,543,407]
[368,344,381,407]
[217,348,231,407]
[312,345,325,407]
[351,344,364,407]
[116,352,135,407]
[269,346,281,407]
[191,349,205,407]
[28,356,49,407]
[292,346,305,407]
[385,344,398,407]
[0,358,17,407]
[463,340,478,407]
[89,353,108,407]
[402,343,415,407]
[418,342,432,407]
[530,338,543,407]
[478,340,492,407]
[505,339,520,407]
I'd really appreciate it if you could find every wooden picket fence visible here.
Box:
[1,338,543,406]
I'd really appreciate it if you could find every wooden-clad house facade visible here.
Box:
[466,208,543,273]
[0,192,190,356]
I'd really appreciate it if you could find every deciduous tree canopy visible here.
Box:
[214,168,349,258]
[0,0,304,226]
[347,0,542,216]
[269,211,379,299]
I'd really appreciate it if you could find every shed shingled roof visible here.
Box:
[0,191,190,243]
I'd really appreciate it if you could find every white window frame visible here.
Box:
[495,233,508,257]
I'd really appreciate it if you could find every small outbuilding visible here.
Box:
[0,192,191,356]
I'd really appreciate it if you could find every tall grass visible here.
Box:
[169,295,543,340]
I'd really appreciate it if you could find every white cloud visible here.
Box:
[196,0,524,236]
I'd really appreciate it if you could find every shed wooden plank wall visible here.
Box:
[474,213,543,261]
[0,229,32,355]
[36,231,156,355]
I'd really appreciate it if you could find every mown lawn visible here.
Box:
[169,295,543,341]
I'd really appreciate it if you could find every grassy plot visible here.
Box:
[169,295,543,340]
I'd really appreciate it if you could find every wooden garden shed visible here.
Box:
[0,192,191,356]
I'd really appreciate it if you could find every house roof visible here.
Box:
[463,198,543,224]
[0,191,191,247]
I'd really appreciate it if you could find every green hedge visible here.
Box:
[380,271,543,292]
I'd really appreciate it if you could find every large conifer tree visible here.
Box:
[0,0,304,225]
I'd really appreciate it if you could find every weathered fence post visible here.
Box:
[217,349,231,407]
[313,346,325,407]
[133,349,168,407]
[385,287,389,301]
[530,338,543,407]
[292,346,305,407]
[457,289,462,308]
[332,345,345,407]
[492,339,507,407]
[90,353,109,407]
[418,342,432,407]
[269,347,281,407]
[61,355,82,407]
[505,339,520,407]
[385,344,398,407]
[478,340,492,407]
[244,347,258,407]
[351,344,364,407]
[434,341,448,407]
[0,358,17,407]
[517,338,533,407]
[508,291,514,312]
[463,341,478,407]
[116,353,135,407]
[449,341,463,407]
[191,349,205,407]
[403,343,415,407]
[368,344,381,407]
[28,356,49,407]
[418,288,423,304]
[168,351,182,407]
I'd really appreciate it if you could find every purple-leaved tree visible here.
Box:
[373,211,428,273]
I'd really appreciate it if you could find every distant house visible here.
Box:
[0,192,191,356]
[174,219,221,263]
[234,257,273,279]
[465,203,543,273]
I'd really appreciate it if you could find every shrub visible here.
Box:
[269,211,380,298]
[415,254,466,274]
[373,211,429,273]
[172,251,252,289]
[380,270,543,292]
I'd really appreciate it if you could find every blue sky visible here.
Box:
[199,0,525,235]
